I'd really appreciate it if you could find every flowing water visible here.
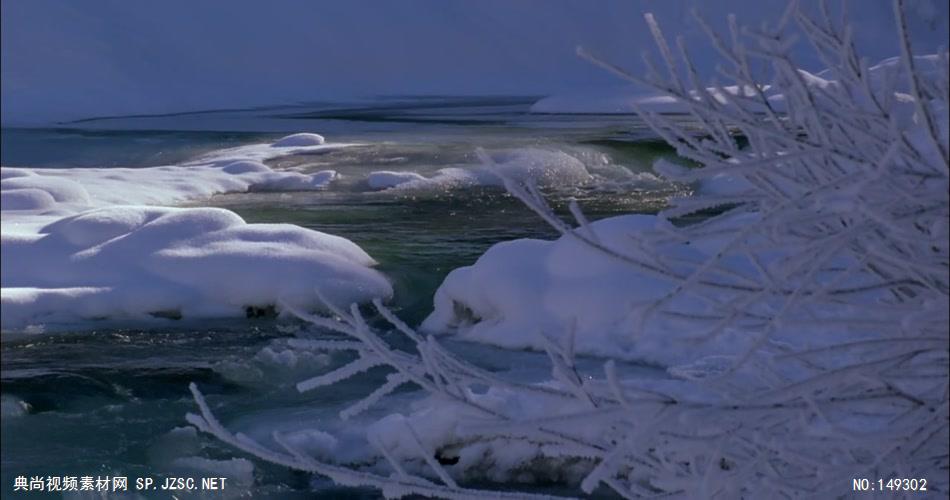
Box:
[1,98,682,497]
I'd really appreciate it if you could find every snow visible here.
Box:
[272,132,326,147]
[421,214,682,363]
[188,138,356,166]
[530,54,950,115]
[357,373,712,485]
[421,211,881,366]
[530,84,784,115]
[173,10,948,498]
[1,134,392,331]
[0,395,30,418]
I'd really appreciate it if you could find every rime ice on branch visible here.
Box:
[189,2,949,497]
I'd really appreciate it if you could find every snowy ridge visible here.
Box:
[1,133,391,332]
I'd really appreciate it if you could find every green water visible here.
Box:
[1,99,679,497]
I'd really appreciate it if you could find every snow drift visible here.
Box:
[1,134,391,331]
[4,0,946,125]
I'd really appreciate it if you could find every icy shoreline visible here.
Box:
[1,133,392,332]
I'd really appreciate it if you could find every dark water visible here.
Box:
[1,98,677,498]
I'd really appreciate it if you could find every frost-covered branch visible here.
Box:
[188,1,948,497]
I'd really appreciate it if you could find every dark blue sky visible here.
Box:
[2,0,947,124]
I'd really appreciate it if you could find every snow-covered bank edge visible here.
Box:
[1,133,392,332]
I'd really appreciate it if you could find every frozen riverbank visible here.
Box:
[1,134,392,331]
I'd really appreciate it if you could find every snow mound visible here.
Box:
[272,133,326,147]
[421,212,874,366]
[1,205,391,329]
[367,148,593,191]
[1,168,35,180]
[530,54,948,115]
[1,134,390,331]
[530,86,680,114]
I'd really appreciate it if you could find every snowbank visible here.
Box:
[271,132,325,147]
[4,1,946,125]
[1,134,391,331]
[421,212,878,366]
[366,171,429,190]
